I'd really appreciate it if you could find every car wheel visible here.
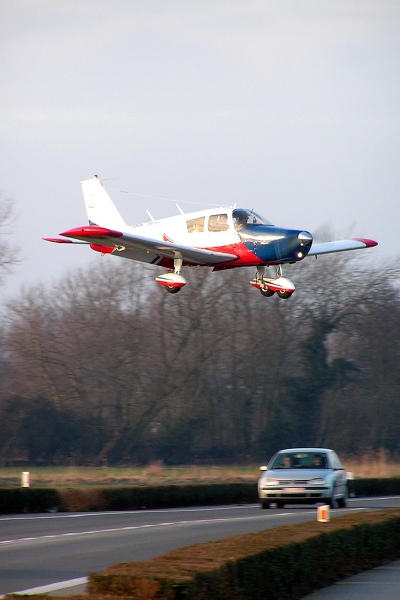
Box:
[261,500,270,509]
[328,493,337,509]
[277,501,284,509]
[337,491,348,509]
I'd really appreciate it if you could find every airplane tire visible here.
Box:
[165,286,181,294]
[277,290,292,299]
[260,288,275,297]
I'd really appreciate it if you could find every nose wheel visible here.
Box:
[276,290,292,299]
[250,265,295,299]
[260,287,275,297]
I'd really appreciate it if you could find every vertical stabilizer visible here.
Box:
[81,176,128,231]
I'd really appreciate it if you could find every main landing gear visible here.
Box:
[250,265,295,299]
[155,257,187,293]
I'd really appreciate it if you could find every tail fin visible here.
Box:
[81,175,128,231]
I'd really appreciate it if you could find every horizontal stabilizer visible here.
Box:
[43,237,87,244]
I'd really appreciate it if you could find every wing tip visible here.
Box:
[352,238,378,248]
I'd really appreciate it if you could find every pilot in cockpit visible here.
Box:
[233,211,249,232]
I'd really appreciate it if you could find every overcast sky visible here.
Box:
[1,0,399,299]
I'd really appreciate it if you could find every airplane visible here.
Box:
[44,175,378,299]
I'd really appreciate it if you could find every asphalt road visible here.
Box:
[303,560,400,600]
[1,496,400,597]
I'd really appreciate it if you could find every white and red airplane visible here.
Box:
[44,175,378,298]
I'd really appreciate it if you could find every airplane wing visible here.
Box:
[46,226,238,265]
[308,238,378,257]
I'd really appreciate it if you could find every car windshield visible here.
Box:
[269,452,329,469]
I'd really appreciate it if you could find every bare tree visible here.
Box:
[2,243,400,464]
[0,192,19,284]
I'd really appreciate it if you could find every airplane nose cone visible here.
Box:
[298,231,313,246]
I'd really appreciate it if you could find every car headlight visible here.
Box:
[263,477,279,485]
[309,478,326,484]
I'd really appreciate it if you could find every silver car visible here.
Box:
[258,447,348,509]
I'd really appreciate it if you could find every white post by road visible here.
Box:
[317,504,330,522]
[21,471,30,487]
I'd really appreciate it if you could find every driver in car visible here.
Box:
[282,455,293,468]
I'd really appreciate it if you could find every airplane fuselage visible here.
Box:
[120,207,313,270]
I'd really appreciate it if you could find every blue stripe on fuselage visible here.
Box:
[240,225,311,264]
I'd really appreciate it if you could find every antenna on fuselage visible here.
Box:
[176,203,185,215]
[146,209,155,222]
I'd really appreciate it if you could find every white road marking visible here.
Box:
[0,496,397,523]
[349,496,400,501]
[0,506,369,547]
[0,512,298,547]
[0,577,88,598]
[0,504,260,521]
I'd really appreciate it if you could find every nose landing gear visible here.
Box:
[250,265,295,299]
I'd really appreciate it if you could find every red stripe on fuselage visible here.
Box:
[206,242,265,267]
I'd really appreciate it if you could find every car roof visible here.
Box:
[276,448,333,453]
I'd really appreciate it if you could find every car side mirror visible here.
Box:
[259,466,268,471]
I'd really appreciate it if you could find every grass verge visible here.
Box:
[1,453,400,489]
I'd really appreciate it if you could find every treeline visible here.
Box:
[0,249,399,465]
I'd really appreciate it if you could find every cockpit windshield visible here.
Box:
[232,209,273,232]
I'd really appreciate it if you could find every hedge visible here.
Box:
[87,509,400,599]
[0,488,59,514]
[353,477,400,496]
[0,478,399,514]
[0,483,257,514]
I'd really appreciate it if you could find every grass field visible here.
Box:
[0,451,399,488]
[0,464,258,488]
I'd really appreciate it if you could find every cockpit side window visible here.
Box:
[208,214,229,232]
[232,209,273,231]
[186,216,205,233]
